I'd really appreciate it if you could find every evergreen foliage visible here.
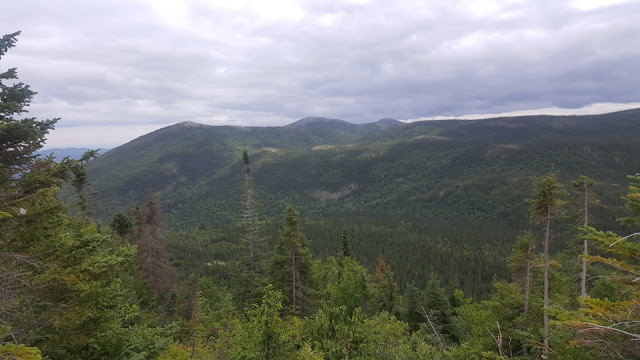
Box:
[4,30,640,360]
[572,175,599,298]
[526,173,567,355]
[270,205,314,315]
[131,192,177,301]
[235,150,268,307]
[340,229,352,259]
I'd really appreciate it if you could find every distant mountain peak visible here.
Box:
[377,117,401,123]
[178,121,207,127]
[285,117,353,128]
[375,118,404,130]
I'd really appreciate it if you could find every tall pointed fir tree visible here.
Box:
[235,150,268,306]
[571,175,599,298]
[132,191,176,301]
[371,256,397,314]
[507,232,536,319]
[526,173,567,355]
[619,174,640,225]
[1,32,172,358]
[1,31,63,345]
[507,231,537,355]
[564,176,640,358]
[270,205,313,315]
[1,31,59,211]
[66,149,99,218]
[341,229,352,259]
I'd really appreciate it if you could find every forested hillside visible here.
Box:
[86,109,640,230]
[76,108,640,300]
[3,30,640,359]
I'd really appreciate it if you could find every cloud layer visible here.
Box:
[2,0,639,147]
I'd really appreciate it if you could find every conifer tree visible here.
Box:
[507,232,536,318]
[341,229,352,259]
[567,226,640,358]
[270,205,313,315]
[402,284,424,332]
[110,212,134,237]
[619,174,640,225]
[371,256,397,313]
[132,191,176,301]
[1,31,174,359]
[1,31,64,345]
[526,173,567,355]
[0,31,58,212]
[507,232,537,355]
[66,149,99,217]
[571,175,599,298]
[564,176,640,358]
[236,150,267,305]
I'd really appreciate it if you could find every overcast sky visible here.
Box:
[3,0,640,148]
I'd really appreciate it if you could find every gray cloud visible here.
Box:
[2,0,640,147]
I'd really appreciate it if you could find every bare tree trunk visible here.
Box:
[543,206,551,356]
[488,321,504,357]
[292,249,296,313]
[420,306,445,352]
[524,241,532,316]
[580,186,588,298]
[523,241,532,356]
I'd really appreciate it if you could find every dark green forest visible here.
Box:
[3,31,640,359]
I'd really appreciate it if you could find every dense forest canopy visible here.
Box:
[2,31,640,359]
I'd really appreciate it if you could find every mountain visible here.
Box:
[83,109,640,230]
[373,118,404,130]
[75,109,640,298]
[285,116,405,135]
[285,117,356,130]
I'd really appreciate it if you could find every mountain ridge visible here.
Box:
[79,109,640,230]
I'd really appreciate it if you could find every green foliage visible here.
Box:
[507,232,537,280]
[370,256,398,314]
[110,212,133,237]
[77,110,640,304]
[315,256,370,316]
[340,229,351,258]
[527,173,568,223]
[235,150,269,308]
[0,343,42,360]
[270,205,314,314]
[227,285,292,359]
[1,35,176,357]
[84,110,640,234]
[619,174,640,225]
[6,30,640,359]
[1,31,59,214]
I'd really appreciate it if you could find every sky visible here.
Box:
[2,0,640,148]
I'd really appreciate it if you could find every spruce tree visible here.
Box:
[270,205,313,315]
[235,150,267,306]
[565,178,640,358]
[132,191,176,301]
[341,229,352,259]
[526,173,567,355]
[0,31,58,209]
[371,256,397,313]
[507,232,536,318]
[507,231,537,355]
[1,31,63,345]
[571,175,598,298]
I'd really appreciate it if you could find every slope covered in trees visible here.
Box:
[85,109,640,230]
[4,30,640,359]
[74,108,640,298]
